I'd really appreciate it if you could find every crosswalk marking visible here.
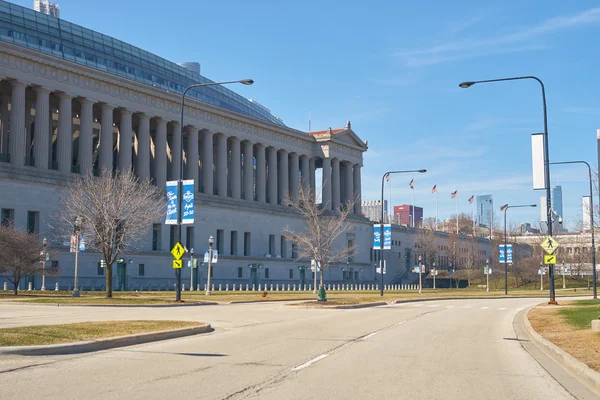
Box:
[480,307,489,310]
[497,307,507,310]
[427,304,439,308]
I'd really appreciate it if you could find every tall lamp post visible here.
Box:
[501,204,536,295]
[40,237,47,291]
[562,262,566,289]
[72,216,82,297]
[380,169,427,296]
[485,258,490,293]
[460,76,557,304]
[432,261,437,289]
[418,255,423,294]
[189,248,195,291]
[550,160,597,300]
[176,79,253,302]
[206,235,214,295]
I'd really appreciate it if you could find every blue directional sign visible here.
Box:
[383,224,392,250]
[373,225,382,248]
[182,180,195,224]
[499,244,513,264]
[165,181,178,225]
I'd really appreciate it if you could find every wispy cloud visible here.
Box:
[446,13,487,34]
[396,8,600,67]
[563,106,600,114]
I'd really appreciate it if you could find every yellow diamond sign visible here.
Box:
[540,236,559,255]
[544,254,557,265]
[171,242,185,260]
[172,259,183,269]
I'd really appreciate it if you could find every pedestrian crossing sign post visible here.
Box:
[540,236,559,254]
[544,254,557,265]
[171,242,185,260]
[172,259,183,269]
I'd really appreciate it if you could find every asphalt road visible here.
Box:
[0,298,591,399]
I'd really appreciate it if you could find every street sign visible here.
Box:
[498,244,513,263]
[538,267,546,275]
[79,237,86,252]
[373,225,381,248]
[181,180,194,225]
[376,266,387,274]
[69,235,77,253]
[165,180,178,225]
[203,250,218,264]
[171,242,185,260]
[383,224,392,250]
[544,254,557,265]
[172,259,183,269]
[310,259,321,272]
[484,267,492,275]
[541,236,559,254]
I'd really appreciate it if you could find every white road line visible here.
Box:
[445,305,455,308]
[497,307,507,310]
[412,304,423,307]
[396,320,407,326]
[292,354,329,371]
[361,332,378,340]
[427,304,439,308]
[517,307,525,311]
[462,305,472,309]
[480,307,489,310]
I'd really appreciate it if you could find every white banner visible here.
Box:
[531,133,546,190]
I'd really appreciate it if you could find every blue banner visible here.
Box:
[373,224,382,248]
[182,180,195,224]
[499,244,513,263]
[165,181,178,225]
[383,224,392,250]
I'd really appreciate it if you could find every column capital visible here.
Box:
[119,108,133,116]
[57,92,75,100]
[230,136,241,143]
[137,113,151,121]
[33,86,51,94]
[78,97,95,105]
[278,148,288,154]
[185,125,198,133]
[9,80,27,88]
[101,103,115,112]
[155,117,168,126]
[255,142,266,149]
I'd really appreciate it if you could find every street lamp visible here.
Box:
[206,235,214,295]
[189,248,195,292]
[550,160,597,299]
[380,169,427,296]
[72,216,82,297]
[540,261,544,291]
[485,258,490,293]
[432,261,437,289]
[562,262,566,289]
[175,79,254,302]
[501,204,536,295]
[40,237,47,291]
[460,76,556,304]
[418,255,423,294]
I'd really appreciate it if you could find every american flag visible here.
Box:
[500,204,509,211]
[409,178,414,189]
[386,173,390,182]
[431,184,437,193]
[468,195,474,204]
[451,190,458,199]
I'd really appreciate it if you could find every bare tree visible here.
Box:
[415,227,439,270]
[55,170,164,298]
[0,226,58,295]
[283,184,356,289]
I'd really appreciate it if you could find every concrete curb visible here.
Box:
[4,301,219,308]
[0,323,213,356]
[522,307,600,395]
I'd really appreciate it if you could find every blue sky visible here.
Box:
[15,0,600,229]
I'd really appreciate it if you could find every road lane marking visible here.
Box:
[462,305,472,309]
[427,304,439,308]
[292,354,329,371]
[497,307,507,310]
[445,305,455,308]
[396,320,407,326]
[361,332,377,340]
[480,307,489,310]
[412,304,423,307]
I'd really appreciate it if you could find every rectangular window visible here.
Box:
[265,268,269,279]
[237,267,243,278]
[244,232,251,256]
[26,211,39,234]
[230,231,238,256]
[152,223,161,251]
[370,248,373,262]
[1,208,14,227]
[269,234,275,256]
[216,229,224,253]
[169,226,176,250]
[347,239,354,262]
[186,227,194,252]
[291,243,297,259]
[280,236,287,258]
[97,262,104,276]
[210,266,214,278]
[138,264,145,276]
[289,269,293,279]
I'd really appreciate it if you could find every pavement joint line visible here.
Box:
[360,332,377,341]
[291,354,329,371]
[396,320,407,326]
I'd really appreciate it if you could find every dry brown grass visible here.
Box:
[529,306,600,372]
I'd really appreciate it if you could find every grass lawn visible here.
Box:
[529,299,600,373]
[0,320,202,347]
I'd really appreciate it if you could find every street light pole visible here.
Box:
[418,255,422,294]
[72,216,81,297]
[433,261,436,289]
[189,248,194,291]
[540,262,544,291]
[460,76,556,303]
[206,236,214,295]
[176,79,253,302]
[380,169,427,296]
[550,160,597,299]
[486,258,490,293]
[41,237,47,291]
[501,204,536,295]
[562,262,566,289]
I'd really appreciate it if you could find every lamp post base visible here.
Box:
[72,290,80,298]
[548,300,558,305]
[205,290,211,296]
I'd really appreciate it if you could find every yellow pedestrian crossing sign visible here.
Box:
[171,242,185,260]
[540,236,559,254]
[172,259,183,269]
[544,254,557,265]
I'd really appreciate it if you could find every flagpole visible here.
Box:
[472,199,475,236]
[412,176,415,228]
[456,187,459,235]
[389,177,392,223]
[436,189,438,231]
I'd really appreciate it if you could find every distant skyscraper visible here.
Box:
[582,196,591,231]
[362,200,387,223]
[394,205,423,227]
[34,0,60,18]
[540,185,564,232]
[476,194,492,227]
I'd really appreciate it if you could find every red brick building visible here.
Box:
[394,205,423,227]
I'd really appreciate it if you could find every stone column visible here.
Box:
[170,122,181,181]
[78,99,94,175]
[331,158,340,210]
[278,150,288,204]
[185,126,199,186]
[243,141,254,201]
[33,87,50,170]
[345,161,354,207]
[202,131,214,194]
[216,133,228,197]
[99,104,114,173]
[227,137,240,199]
[289,153,299,202]
[322,157,332,211]
[255,144,266,202]
[154,118,167,189]
[118,109,133,172]
[309,158,316,193]
[300,155,310,191]
[57,93,73,174]
[1,94,9,156]
[9,81,26,166]
[354,164,362,215]
[136,114,151,181]
[267,147,278,205]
